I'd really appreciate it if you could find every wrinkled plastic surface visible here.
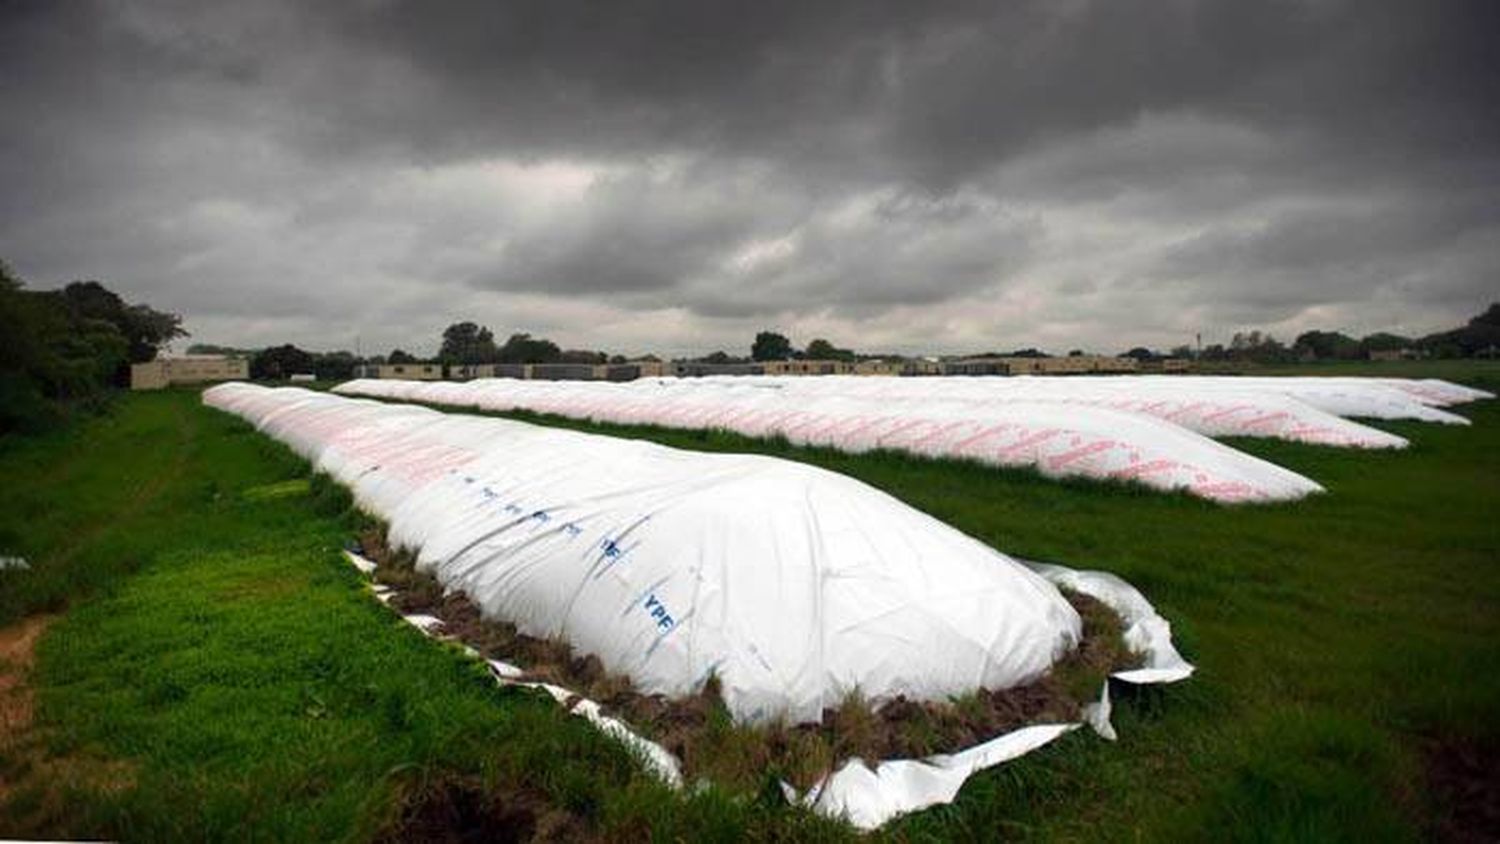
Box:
[350,544,1193,831]
[206,383,1081,723]
[335,378,1325,503]
[791,559,1195,829]
[703,375,1417,446]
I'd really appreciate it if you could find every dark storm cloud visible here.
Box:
[1,0,1496,354]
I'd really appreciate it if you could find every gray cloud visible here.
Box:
[1,0,1496,356]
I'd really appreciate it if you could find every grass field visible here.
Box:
[1,361,1497,840]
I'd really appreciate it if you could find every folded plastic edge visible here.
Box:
[345,549,1191,830]
[785,558,1194,830]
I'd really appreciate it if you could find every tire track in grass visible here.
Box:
[0,397,195,828]
[41,397,195,575]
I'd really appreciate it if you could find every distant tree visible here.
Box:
[60,280,186,365]
[387,349,417,364]
[439,321,498,365]
[558,349,607,364]
[1007,348,1048,358]
[1121,346,1156,361]
[1292,330,1361,360]
[702,350,734,364]
[608,354,627,364]
[313,350,358,381]
[1169,345,1193,358]
[186,343,252,356]
[1359,332,1413,353]
[751,331,794,361]
[1229,331,1290,363]
[1418,302,1500,358]
[1067,349,1084,357]
[805,338,856,361]
[1,265,180,433]
[251,344,316,380]
[497,333,561,364]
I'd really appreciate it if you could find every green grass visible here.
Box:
[1,360,1497,841]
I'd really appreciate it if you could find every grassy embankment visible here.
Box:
[1,359,1496,840]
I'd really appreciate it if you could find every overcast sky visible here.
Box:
[2,1,1496,358]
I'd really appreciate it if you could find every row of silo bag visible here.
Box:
[203,383,1191,828]
[332,374,1488,503]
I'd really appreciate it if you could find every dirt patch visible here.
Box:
[360,528,1139,793]
[1424,735,1500,843]
[0,613,136,832]
[375,774,595,844]
[0,614,55,746]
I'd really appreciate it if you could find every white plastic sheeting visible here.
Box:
[791,561,1194,829]
[967,375,1479,424]
[351,546,1191,830]
[205,383,1083,723]
[676,375,1412,448]
[1102,376,1475,424]
[347,547,1192,830]
[334,378,1325,503]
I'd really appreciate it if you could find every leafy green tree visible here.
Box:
[1359,332,1413,353]
[1229,331,1290,363]
[387,349,417,364]
[251,344,316,380]
[496,333,562,364]
[439,321,498,365]
[751,330,794,361]
[187,343,253,356]
[0,264,168,433]
[558,349,607,364]
[805,338,856,361]
[1292,330,1361,360]
[1418,303,1500,357]
[60,280,186,364]
[313,351,358,381]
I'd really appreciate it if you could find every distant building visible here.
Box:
[942,355,1139,376]
[632,360,668,378]
[531,363,598,381]
[763,359,854,376]
[449,363,506,380]
[854,359,903,376]
[1138,358,1191,373]
[377,363,443,380]
[941,357,1008,377]
[442,360,669,382]
[672,361,765,378]
[130,355,249,390]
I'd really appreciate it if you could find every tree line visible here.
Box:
[232,322,635,382]
[1,261,185,434]
[733,305,1499,366]
[1191,304,1500,364]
